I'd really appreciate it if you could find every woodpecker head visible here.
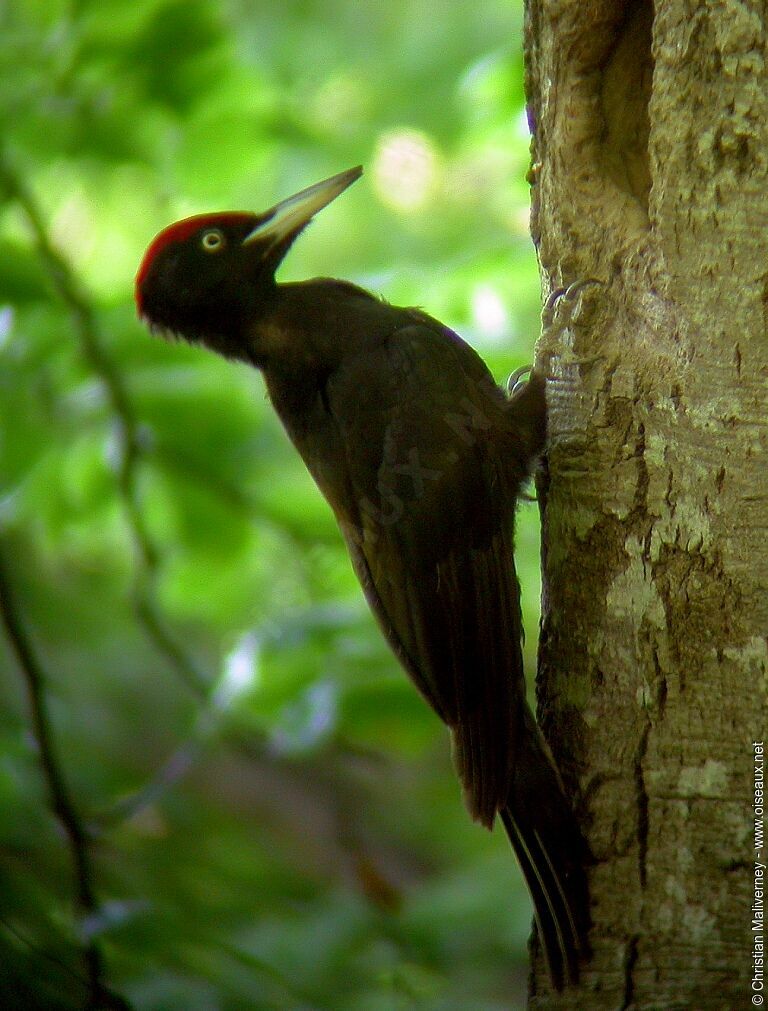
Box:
[135,166,362,359]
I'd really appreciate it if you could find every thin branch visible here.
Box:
[0,542,130,1010]
[0,154,207,698]
[0,913,92,991]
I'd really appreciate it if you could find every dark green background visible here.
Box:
[0,1,542,1007]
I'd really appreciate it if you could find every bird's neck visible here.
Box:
[247,277,387,375]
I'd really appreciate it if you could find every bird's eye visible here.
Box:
[201,229,225,252]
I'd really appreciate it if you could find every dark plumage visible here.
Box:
[135,167,589,988]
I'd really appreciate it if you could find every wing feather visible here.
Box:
[328,320,528,826]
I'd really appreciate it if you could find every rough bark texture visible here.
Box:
[524,2,767,1007]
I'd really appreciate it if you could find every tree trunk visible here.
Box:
[524,2,768,1007]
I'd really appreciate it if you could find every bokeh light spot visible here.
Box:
[471,284,510,344]
[372,128,441,212]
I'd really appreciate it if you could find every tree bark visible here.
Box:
[524,2,768,1007]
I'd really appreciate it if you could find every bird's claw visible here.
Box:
[542,278,603,331]
[538,278,604,375]
[506,363,533,398]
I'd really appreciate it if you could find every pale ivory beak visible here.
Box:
[243,166,363,246]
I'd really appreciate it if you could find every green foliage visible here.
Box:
[0,1,539,1006]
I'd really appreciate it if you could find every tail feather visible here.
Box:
[500,808,586,989]
[501,706,590,990]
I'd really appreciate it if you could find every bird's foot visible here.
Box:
[542,278,603,332]
[538,278,605,374]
